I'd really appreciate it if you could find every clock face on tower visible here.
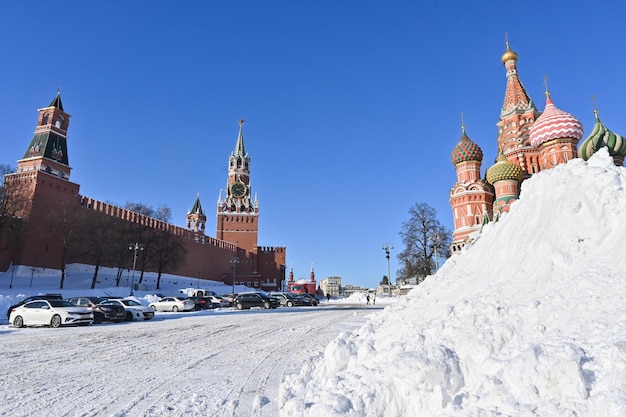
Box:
[230,181,246,198]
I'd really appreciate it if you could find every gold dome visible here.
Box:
[501,47,518,64]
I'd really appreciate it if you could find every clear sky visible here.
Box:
[2,1,625,288]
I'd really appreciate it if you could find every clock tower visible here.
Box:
[216,119,259,252]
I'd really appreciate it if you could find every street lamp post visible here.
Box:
[129,243,144,296]
[382,244,393,296]
[230,257,240,295]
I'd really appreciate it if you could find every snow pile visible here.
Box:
[279,148,626,416]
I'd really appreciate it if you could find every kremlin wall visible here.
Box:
[0,96,287,291]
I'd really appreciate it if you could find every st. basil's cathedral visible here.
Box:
[450,40,625,253]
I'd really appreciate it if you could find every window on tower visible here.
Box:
[42,114,49,125]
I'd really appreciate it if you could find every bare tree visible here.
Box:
[154,205,172,222]
[124,202,172,222]
[48,199,84,289]
[397,203,451,284]
[124,201,173,283]
[0,166,28,251]
[77,212,120,289]
[150,230,187,290]
[109,221,135,287]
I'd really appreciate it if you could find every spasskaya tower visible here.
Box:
[216,119,259,253]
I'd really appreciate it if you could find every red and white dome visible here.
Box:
[529,96,584,148]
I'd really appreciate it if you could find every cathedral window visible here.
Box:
[42,114,49,125]
[55,116,63,128]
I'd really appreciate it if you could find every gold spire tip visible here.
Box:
[591,95,599,117]
[543,75,550,97]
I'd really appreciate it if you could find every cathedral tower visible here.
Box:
[449,123,494,253]
[579,106,626,166]
[497,40,542,177]
[528,83,584,170]
[216,119,259,253]
[486,150,523,217]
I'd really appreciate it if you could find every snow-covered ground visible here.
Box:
[0,275,382,416]
[1,149,625,416]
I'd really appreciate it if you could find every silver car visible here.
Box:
[267,292,304,307]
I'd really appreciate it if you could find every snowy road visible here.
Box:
[0,303,379,417]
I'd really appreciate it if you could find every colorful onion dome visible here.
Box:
[451,127,483,165]
[487,151,523,184]
[579,109,626,160]
[529,95,584,148]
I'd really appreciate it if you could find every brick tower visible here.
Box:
[3,91,82,269]
[216,119,259,253]
[497,39,542,177]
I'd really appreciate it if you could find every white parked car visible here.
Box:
[149,297,196,312]
[100,299,154,321]
[9,299,93,328]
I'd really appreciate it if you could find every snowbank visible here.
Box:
[279,148,626,416]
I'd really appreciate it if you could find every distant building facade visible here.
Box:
[320,276,341,297]
[449,40,625,253]
[0,94,286,290]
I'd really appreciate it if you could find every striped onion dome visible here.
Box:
[579,109,626,160]
[487,151,523,184]
[451,127,483,165]
[529,95,584,148]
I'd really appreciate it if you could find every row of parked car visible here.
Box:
[5,294,156,328]
[5,291,320,328]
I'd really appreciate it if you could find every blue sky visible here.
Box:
[2,1,625,288]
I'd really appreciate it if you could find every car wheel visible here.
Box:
[125,311,134,322]
[172,306,179,312]
[150,305,157,311]
[13,316,24,328]
[263,301,271,309]
[287,301,293,307]
[236,303,243,310]
[50,314,62,328]
[93,313,103,324]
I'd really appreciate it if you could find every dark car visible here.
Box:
[233,292,280,310]
[66,297,126,323]
[188,296,213,310]
[6,294,63,319]
[297,293,319,306]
